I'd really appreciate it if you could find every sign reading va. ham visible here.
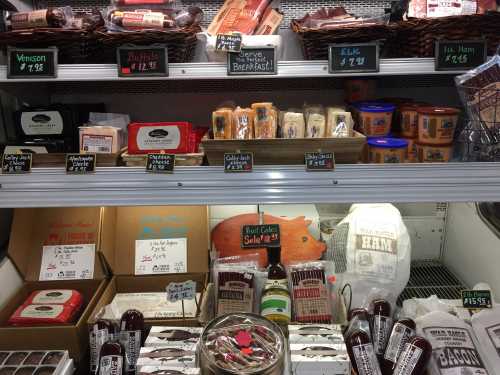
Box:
[7,47,58,79]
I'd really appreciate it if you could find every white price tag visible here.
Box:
[39,244,95,281]
[166,280,196,303]
[135,238,187,275]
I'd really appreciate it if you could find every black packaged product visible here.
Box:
[120,309,144,375]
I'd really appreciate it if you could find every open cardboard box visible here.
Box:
[89,206,209,328]
[0,207,108,361]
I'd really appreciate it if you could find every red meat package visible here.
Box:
[128,122,193,154]
[207,0,271,35]
[24,289,84,309]
[8,304,81,326]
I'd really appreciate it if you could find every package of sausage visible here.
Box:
[8,303,81,326]
[128,122,192,154]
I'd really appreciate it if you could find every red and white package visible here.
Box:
[188,127,208,153]
[128,122,193,154]
[24,289,84,310]
[8,304,81,326]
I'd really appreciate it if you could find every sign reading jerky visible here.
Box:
[146,153,175,173]
[435,40,486,71]
[224,152,253,172]
[66,154,96,174]
[8,47,57,79]
[329,42,379,73]
[216,34,242,53]
[241,224,280,248]
[305,152,335,171]
[1,153,32,174]
[228,47,277,75]
[462,290,492,309]
[117,45,168,77]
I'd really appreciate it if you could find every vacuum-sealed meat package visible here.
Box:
[330,204,411,309]
[417,311,489,375]
[9,7,73,30]
[471,305,500,375]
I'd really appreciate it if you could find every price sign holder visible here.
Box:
[241,224,280,248]
[117,44,169,77]
[224,152,253,172]
[1,153,32,174]
[435,40,487,71]
[228,47,277,76]
[66,154,96,174]
[305,152,335,171]
[329,42,379,74]
[216,33,242,53]
[462,289,492,309]
[166,280,198,324]
[146,153,175,173]
[7,47,58,79]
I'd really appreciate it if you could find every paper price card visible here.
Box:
[166,280,196,303]
[135,238,187,275]
[39,244,95,280]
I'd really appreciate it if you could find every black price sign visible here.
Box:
[7,47,57,79]
[66,154,96,174]
[462,290,492,309]
[435,40,487,71]
[1,153,32,174]
[224,152,253,172]
[241,224,280,248]
[117,45,168,77]
[329,43,379,73]
[228,47,277,76]
[146,153,175,173]
[216,34,242,53]
[305,152,335,171]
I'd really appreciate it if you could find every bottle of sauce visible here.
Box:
[98,339,125,375]
[345,308,371,340]
[347,329,382,375]
[372,299,393,364]
[260,246,291,326]
[90,319,118,375]
[392,336,432,375]
[382,318,416,375]
[119,309,144,375]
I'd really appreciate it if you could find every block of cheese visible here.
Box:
[8,303,81,326]
[281,111,305,138]
[128,122,192,154]
[233,107,254,139]
[251,102,278,139]
[24,289,83,310]
[79,126,123,154]
[326,107,354,138]
[305,106,326,138]
[212,109,233,140]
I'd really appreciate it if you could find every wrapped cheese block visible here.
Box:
[212,109,233,140]
[281,110,305,138]
[79,126,123,154]
[128,122,193,154]
[326,107,354,138]
[233,107,254,140]
[8,304,81,326]
[251,102,278,139]
[24,289,83,310]
[305,106,326,138]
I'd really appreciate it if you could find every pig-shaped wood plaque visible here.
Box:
[212,214,326,267]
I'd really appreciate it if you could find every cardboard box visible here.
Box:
[90,206,209,327]
[0,207,108,361]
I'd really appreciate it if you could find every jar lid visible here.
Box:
[417,106,460,115]
[367,137,408,149]
[357,102,396,113]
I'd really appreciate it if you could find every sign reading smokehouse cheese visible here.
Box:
[228,47,277,75]
[8,47,57,78]
[66,154,96,173]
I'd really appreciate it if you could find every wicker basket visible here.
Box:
[291,19,396,60]
[95,25,200,63]
[391,12,500,58]
[0,28,100,64]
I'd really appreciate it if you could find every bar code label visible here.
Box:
[82,134,113,154]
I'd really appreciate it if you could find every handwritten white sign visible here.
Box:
[39,244,95,280]
[135,238,187,275]
[166,280,196,303]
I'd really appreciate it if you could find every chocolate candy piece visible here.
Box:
[14,367,36,375]
[41,352,63,365]
[34,368,56,375]
[6,352,28,365]
[24,352,45,365]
